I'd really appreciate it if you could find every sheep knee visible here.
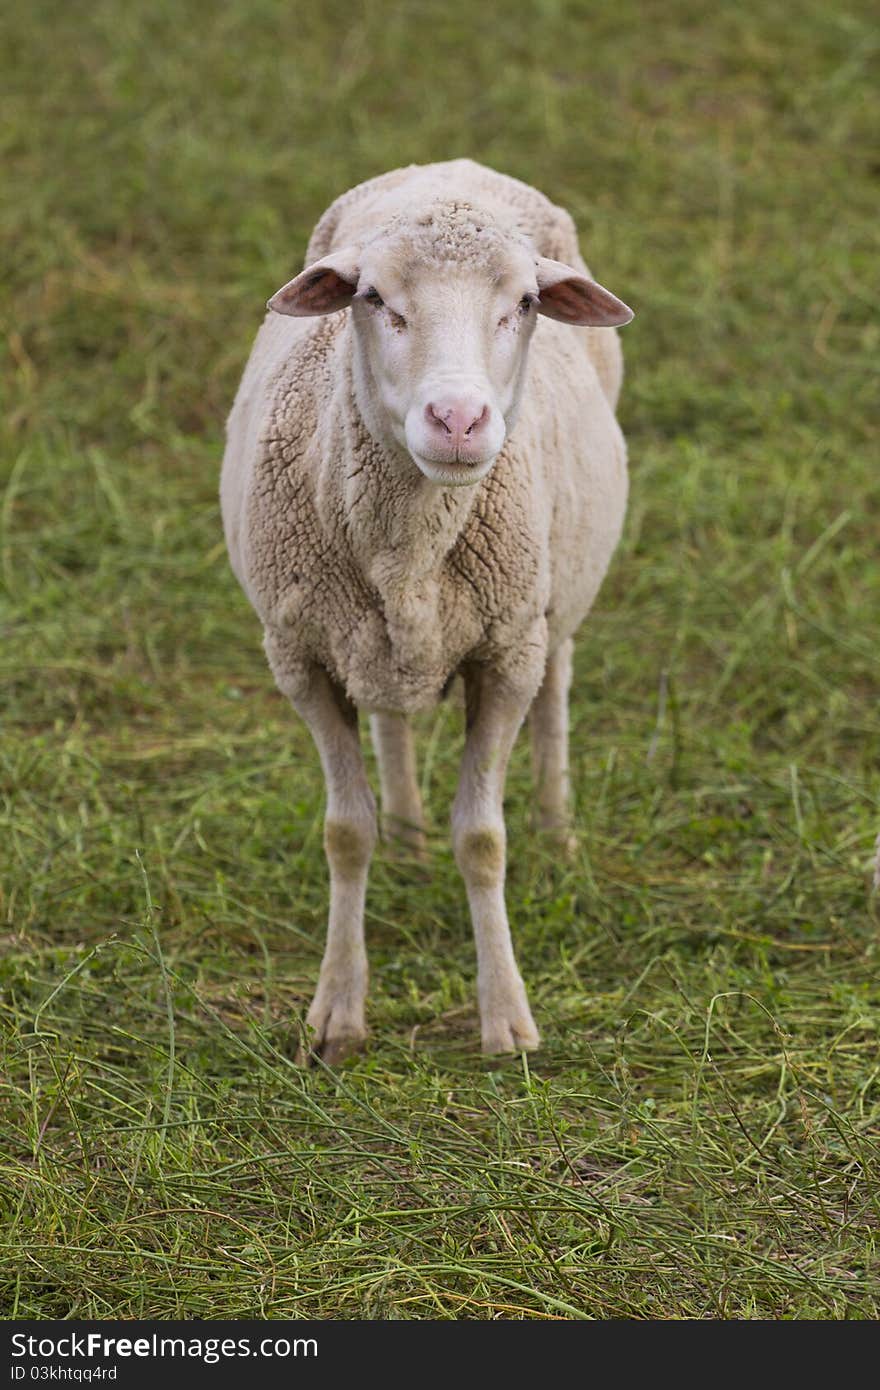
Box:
[324,812,376,879]
[454,824,506,889]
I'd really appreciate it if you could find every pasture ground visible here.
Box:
[2,0,879,1317]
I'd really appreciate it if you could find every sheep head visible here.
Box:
[268,203,632,487]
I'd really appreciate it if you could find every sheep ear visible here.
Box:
[267,250,360,316]
[534,256,633,327]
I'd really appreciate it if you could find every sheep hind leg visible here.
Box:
[370,711,427,860]
[529,638,577,855]
[282,666,377,1065]
[453,666,539,1055]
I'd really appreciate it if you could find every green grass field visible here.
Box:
[2,0,879,1319]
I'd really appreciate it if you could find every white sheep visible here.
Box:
[221,159,633,1061]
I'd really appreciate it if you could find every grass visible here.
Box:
[1,0,879,1319]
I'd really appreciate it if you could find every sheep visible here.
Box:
[221,158,633,1061]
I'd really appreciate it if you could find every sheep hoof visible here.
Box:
[295,1030,367,1068]
[296,999,368,1067]
[481,1014,541,1056]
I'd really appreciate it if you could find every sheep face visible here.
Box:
[351,243,540,488]
[268,211,632,488]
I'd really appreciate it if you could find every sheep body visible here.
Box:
[223,160,627,716]
[221,159,631,1057]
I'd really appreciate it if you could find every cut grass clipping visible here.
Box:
[2,0,879,1318]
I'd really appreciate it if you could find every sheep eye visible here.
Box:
[362,287,406,327]
[499,295,535,330]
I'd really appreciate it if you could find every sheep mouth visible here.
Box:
[408,451,496,487]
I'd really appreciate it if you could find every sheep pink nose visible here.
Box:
[425,398,490,448]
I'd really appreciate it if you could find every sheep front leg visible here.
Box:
[369,711,426,859]
[452,666,540,1054]
[529,638,576,853]
[286,667,377,1064]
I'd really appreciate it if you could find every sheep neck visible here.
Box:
[341,341,480,591]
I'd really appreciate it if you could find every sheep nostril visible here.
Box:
[426,404,452,435]
[465,405,489,437]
